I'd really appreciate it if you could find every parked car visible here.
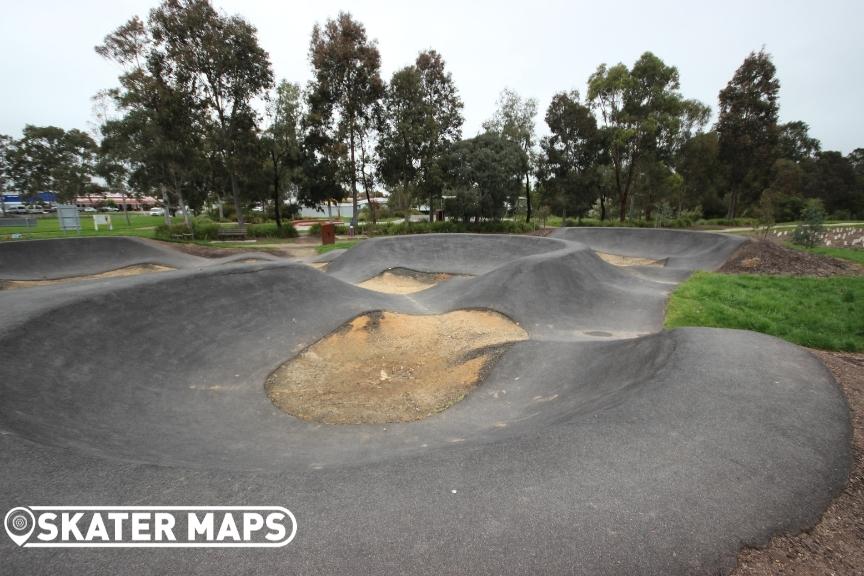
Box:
[7,206,29,215]
[100,206,120,212]
[149,207,165,216]
[82,207,97,213]
[26,205,46,214]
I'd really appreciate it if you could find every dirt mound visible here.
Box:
[357,268,457,294]
[265,310,527,424]
[0,264,174,290]
[595,251,663,267]
[719,239,862,276]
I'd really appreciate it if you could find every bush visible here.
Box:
[792,199,826,248]
[366,220,535,236]
[308,222,350,235]
[154,220,221,240]
[154,219,298,240]
[247,223,298,239]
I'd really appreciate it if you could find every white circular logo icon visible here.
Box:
[4,507,35,547]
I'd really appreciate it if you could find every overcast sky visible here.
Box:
[1,0,862,153]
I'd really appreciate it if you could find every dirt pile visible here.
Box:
[719,239,862,276]
[0,264,174,290]
[357,268,457,294]
[265,310,528,424]
[595,252,663,267]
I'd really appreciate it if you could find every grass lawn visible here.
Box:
[793,245,864,265]
[665,271,864,351]
[317,240,361,254]
[0,213,173,240]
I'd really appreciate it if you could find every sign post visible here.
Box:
[57,205,81,234]
[93,214,113,231]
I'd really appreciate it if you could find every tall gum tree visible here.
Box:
[377,50,463,221]
[483,88,538,221]
[309,12,384,228]
[149,0,273,226]
[587,52,688,222]
[716,49,780,219]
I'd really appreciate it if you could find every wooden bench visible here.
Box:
[217,225,247,240]
[171,232,193,241]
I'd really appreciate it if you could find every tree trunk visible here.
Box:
[360,147,376,224]
[524,171,531,222]
[727,189,739,220]
[270,150,282,228]
[121,190,131,226]
[429,190,434,223]
[229,171,244,225]
[173,172,191,229]
[349,123,358,228]
[599,194,606,221]
[160,185,172,227]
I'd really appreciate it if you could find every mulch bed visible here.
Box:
[732,350,864,575]
[719,239,863,276]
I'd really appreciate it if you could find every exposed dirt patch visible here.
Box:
[0,264,174,290]
[733,350,864,575]
[720,239,863,276]
[265,310,528,424]
[307,262,329,271]
[595,251,663,267]
[156,241,252,258]
[357,268,458,294]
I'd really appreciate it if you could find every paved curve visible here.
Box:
[0,229,851,575]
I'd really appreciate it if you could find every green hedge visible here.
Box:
[247,223,298,238]
[154,221,220,240]
[154,220,297,241]
[367,220,536,236]
[308,222,350,235]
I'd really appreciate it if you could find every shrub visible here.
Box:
[366,220,535,236]
[247,223,298,238]
[154,220,221,240]
[792,199,826,248]
[308,222,350,235]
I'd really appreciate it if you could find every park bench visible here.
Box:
[171,231,193,241]
[0,217,36,228]
[217,225,248,240]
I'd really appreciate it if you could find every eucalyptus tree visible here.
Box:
[483,88,538,220]
[96,10,205,227]
[443,132,526,222]
[377,50,463,221]
[263,80,305,227]
[587,52,692,221]
[309,12,384,227]
[9,125,97,204]
[716,49,780,218]
[148,0,273,225]
[0,134,13,214]
[538,91,605,221]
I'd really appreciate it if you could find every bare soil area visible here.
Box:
[265,310,527,424]
[0,264,174,290]
[357,268,457,294]
[733,350,864,575]
[720,239,863,276]
[595,251,663,267]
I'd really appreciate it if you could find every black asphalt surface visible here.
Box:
[0,230,851,575]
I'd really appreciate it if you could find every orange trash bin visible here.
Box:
[321,222,336,245]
